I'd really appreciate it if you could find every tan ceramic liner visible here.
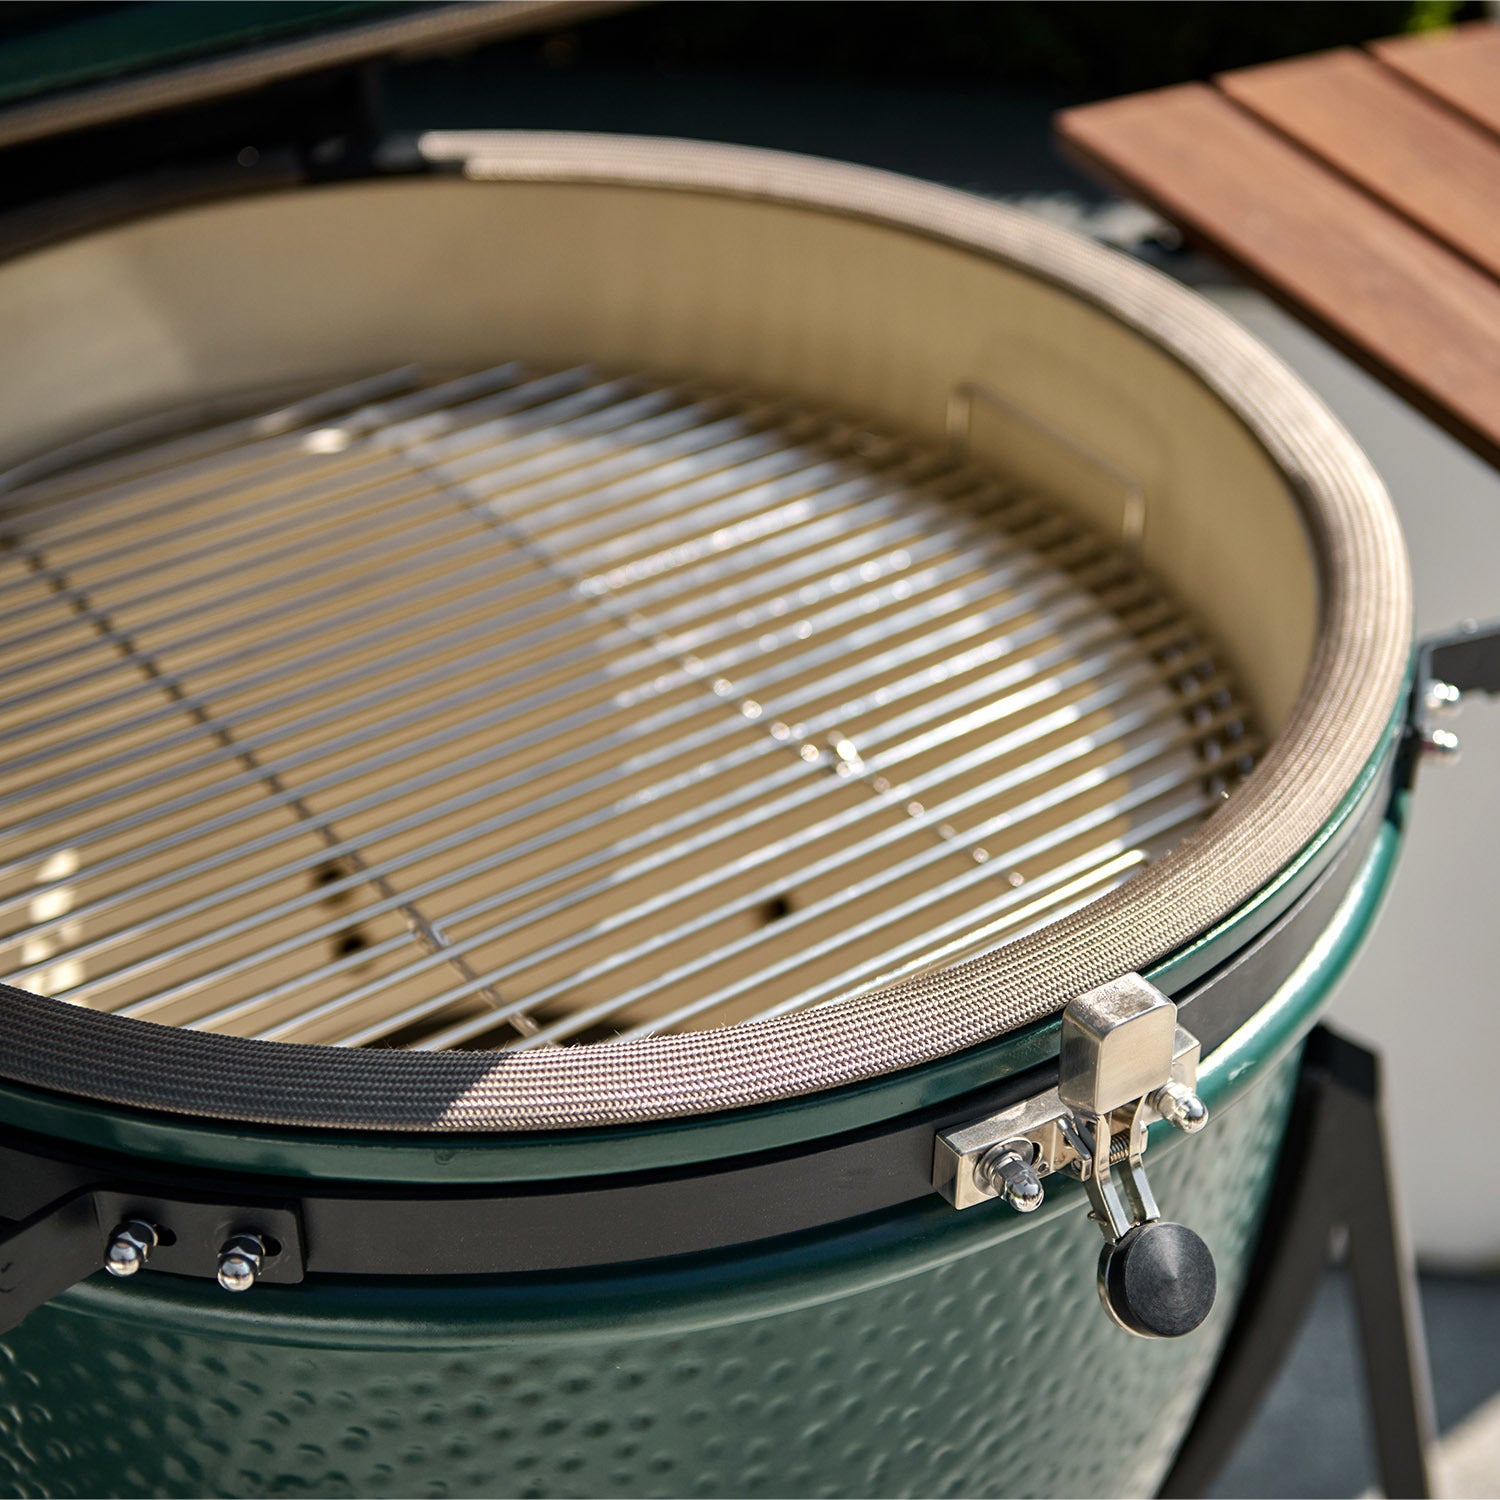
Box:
[0,136,1410,1128]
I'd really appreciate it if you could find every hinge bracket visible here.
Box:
[933,974,1215,1337]
[0,1184,306,1334]
[1408,618,1500,763]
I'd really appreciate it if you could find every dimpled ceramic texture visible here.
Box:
[0,1051,1295,1500]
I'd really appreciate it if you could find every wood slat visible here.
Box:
[1217,47,1500,282]
[1373,22,1500,140]
[1055,83,1500,470]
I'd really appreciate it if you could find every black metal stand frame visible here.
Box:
[1161,1026,1436,1499]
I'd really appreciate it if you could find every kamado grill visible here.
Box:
[0,9,1491,1498]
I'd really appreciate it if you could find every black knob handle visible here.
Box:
[1099,1220,1216,1338]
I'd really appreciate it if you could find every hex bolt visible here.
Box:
[104,1220,159,1278]
[1425,680,1462,713]
[1150,1079,1209,1134]
[1419,726,1461,762]
[976,1142,1045,1213]
[216,1233,267,1293]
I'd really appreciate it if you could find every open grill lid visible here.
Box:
[0,0,625,216]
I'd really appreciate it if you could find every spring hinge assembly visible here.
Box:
[933,973,1215,1339]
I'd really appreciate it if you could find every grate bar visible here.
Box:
[0,503,1061,939]
[425,737,1242,1052]
[0,365,429,504]
[503,739,1242,1049]
[0,414,947,808]
[114,601,1185,1031]
[89,592,1178,1023]
[0,475,1059,861]
[660,795,1212,1034]
[38,554,1156,1009]
[0,485,1041,897]
[0,363,1258,1048]
[0,370,678,686]
[0,391,760,638]
[263,674,1242,1047]
[749,846,1160,1024]
[0,396,810,755]
[0,369,702,690]
[0,363,584,546]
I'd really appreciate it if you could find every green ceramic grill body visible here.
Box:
[0,790,1404,1500]
[0,129,1418,1500]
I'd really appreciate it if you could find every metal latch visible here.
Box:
[934,973,1215,1338]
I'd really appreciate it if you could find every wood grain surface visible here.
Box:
[1218,47,1500,282]
[1055,26,1500,471]
[1373,22,1500,140]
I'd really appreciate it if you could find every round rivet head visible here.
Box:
[1420,727,1461,761]
[216,1234,266,1293]
[1000,1165,1044,1213]
[217,1253,257,1293]
[1151,1080,1209,1135]
[106,1240,145,1278]
[1425,680,1462,713]
[104,1220,158,1278]
[977,1144,1045,1214]
[1099,1221,1216,1339]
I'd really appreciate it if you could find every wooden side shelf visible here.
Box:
[1056,22,1500,470]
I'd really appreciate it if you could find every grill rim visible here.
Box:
[0,133,1412,1130]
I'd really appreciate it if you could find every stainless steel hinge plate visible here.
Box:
[933,1015,1201,1210]
[932,973,1216,1338]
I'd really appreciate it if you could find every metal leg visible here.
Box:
[1160,1026,1435,1499]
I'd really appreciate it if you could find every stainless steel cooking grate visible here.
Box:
[0,363,1257,1051]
